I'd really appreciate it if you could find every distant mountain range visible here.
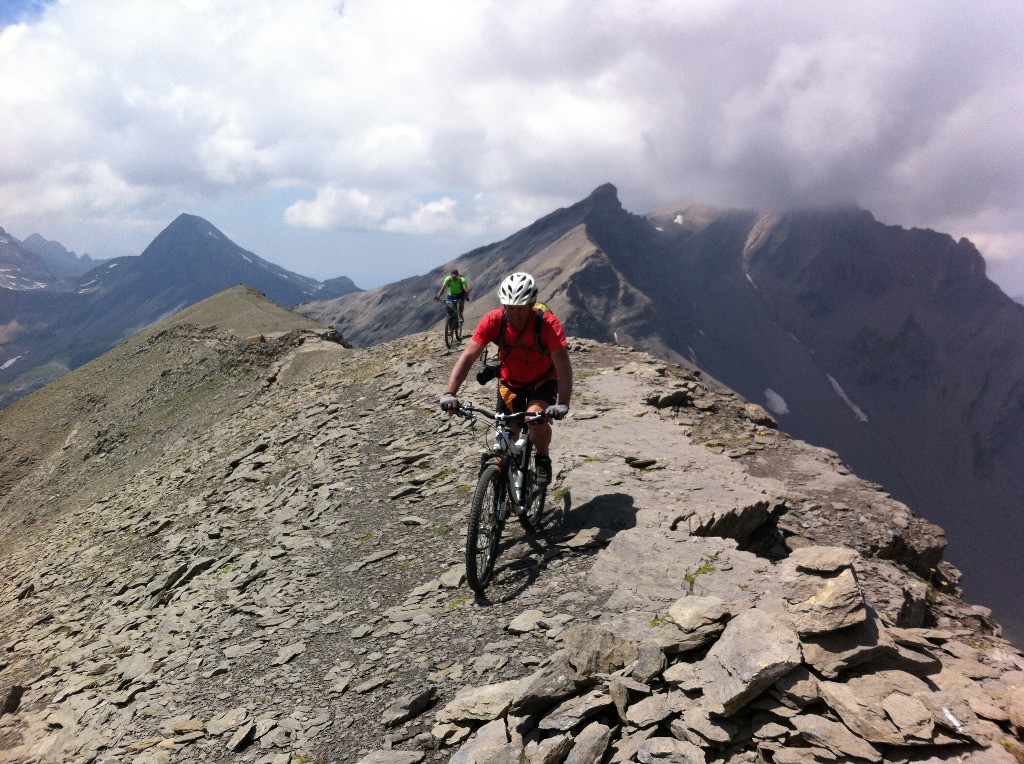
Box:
[300,183,1024,641]
[0,214,361,407]
[19,232,100,281]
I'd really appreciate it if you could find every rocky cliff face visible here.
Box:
[660,206,1024,645]
[1,287,1022,763]
[300,186,1024,644]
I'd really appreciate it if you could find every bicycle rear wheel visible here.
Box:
[517,455,547,533]
[455,318,463,341]
[466,464,503,592]
[444,313,456,348]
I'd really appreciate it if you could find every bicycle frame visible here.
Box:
[467,408,546,505]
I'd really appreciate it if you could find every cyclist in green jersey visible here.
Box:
[434,268,470,324]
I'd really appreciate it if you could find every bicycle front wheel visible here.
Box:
[455,318,463,342]
[466,464,503,593]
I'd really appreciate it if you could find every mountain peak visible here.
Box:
[579,182,623,215]
[156,212,223,241]
[140,214,237,265]
[169,211,216,228]
[587,182,619,200]
[128,215,323,307]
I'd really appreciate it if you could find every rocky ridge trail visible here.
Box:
[0,289,1021,763]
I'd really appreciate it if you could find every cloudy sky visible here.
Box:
[1,0,1022,294]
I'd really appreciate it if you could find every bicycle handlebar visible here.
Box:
[457,404,548,425]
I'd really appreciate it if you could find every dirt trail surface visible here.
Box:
[0,287,1020,763]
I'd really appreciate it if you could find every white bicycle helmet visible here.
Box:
[497,272,538,306]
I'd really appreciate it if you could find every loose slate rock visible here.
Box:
[562,624,639,677]
[383,686,436,727]
[449,719,520,764]
[792,713,883,762]
[801,609,898,678]
[271,642,305,666]
[666,596,731,652]
[564,721,613,764]
[508,609,546,634]
[356,752,426,764]
[226,721,256,752]
[819,671,934,745]
[789,545,860,573]
[625,692,676,728]
[436,679,521,723]
[207,707,249,736]
[538,689,614,732]
[511,654,582,715]
[636,737,706,764]
[701,608,802,715]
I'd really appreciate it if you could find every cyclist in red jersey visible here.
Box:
[440,272,573,486]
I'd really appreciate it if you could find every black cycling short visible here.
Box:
[497,378,558,415]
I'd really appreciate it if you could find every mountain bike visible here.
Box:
[443,299,463,348]
[454,404,551,593]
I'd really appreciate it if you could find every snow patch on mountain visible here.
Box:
[828,374,869,422]
[0,269,48,290]
[764,388,789,415]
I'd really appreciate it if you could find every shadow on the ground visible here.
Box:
[473,491,638,607]
[560,491,637,533]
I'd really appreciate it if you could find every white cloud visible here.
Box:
[283,186,384,230]
[0,160,152,218]
[968,230,1024,265]
[283,186,460,235]
[716,35,911,193]
[0,0,1021,291]
[382,197,458,235]
[885,81,1024,218]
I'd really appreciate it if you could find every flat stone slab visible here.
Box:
[700,608,802,715]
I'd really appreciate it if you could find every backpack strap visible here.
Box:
[498,309,507,360]
[533,305,547,355]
